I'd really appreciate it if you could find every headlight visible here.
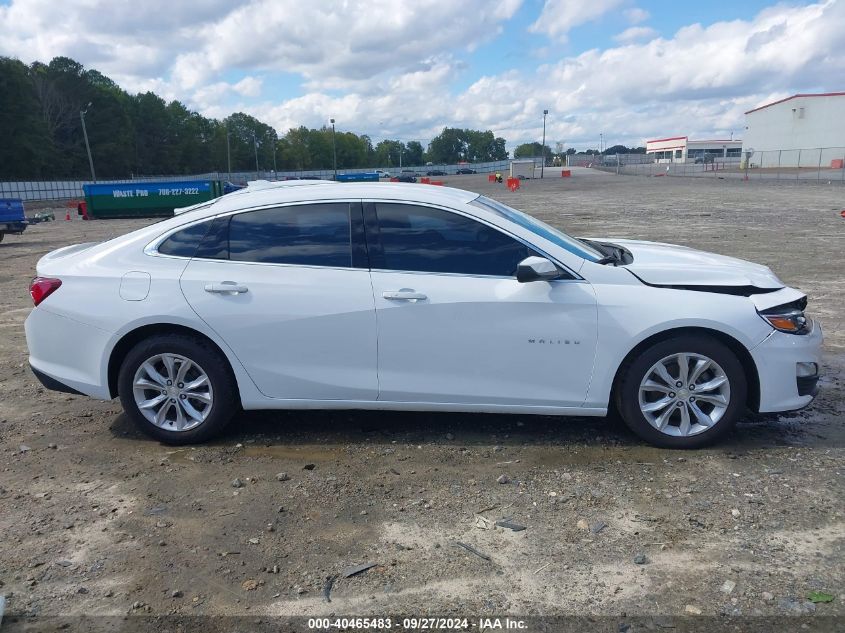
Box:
[759,307,811,335]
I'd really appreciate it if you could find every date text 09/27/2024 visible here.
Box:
[306,617,527,630]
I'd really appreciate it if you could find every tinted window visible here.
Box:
[375,203,537,276]
[194,216,230,260]
[157,221,212,257]
[228,203,352,267]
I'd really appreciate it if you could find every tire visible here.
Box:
[0,232,5,243]
[616,334,747,449]
[118,334,238,445]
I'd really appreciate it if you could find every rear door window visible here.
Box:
[228,203,352,267]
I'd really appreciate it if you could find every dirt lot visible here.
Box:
[1,170,843,631]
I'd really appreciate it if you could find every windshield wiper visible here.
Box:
[596,252,622,265]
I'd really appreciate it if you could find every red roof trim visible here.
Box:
[745,92,845,114]
[646,136,688,144]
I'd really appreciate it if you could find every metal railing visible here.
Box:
[0,160,514,202]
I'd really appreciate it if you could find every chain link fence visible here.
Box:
[584,147,845,183]
[0,160,513,202]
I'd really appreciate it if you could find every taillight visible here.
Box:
[30,277,62,306]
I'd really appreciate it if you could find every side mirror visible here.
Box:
[516,256,562,283]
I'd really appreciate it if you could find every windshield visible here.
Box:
[470,195,603,262]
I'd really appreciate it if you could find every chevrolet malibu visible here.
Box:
[25,182,822,448]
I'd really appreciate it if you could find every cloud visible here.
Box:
[1,0,843,152]
[0,0,522,90]
[444,0,845,148]
[614,26,659,42]
[233,76,263,98]
[624,7,650,24]
[529,0,624,40]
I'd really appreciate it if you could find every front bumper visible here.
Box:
[750,320,823,413]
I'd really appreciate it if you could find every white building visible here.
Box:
[645,136,743,163]
[743,92,845,168]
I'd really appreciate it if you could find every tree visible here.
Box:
[1,54,520,179]
[427,127,507,164]
[514,142,551,159]
[132,92,172,174]
[427,128,466,163]
[0,57,52,178]
[223,112,276,172]
[374,139,404,168]
[404,141,424,166]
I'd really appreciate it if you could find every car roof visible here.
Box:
[181,182,480,220]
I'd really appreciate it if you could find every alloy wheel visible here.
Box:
[132,353,214,431]
[637,352,731,437]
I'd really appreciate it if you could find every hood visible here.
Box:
[593,238,784,290]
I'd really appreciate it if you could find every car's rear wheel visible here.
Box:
[616,334,747,448]
[118,334,238,444]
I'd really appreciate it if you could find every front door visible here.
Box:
[366,202,598,408]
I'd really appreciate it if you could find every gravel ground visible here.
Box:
[0,170,843,631]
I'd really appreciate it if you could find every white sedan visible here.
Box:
[25,182,822,448]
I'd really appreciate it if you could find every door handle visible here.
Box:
[383,289,427,302]
[204,281,249,295]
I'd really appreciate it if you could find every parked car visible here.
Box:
[396,170,417,183]
[694,156,716,164]
[0,198,28,243]
[426,169,447,176]
[375,170,391,179]
[25,183,821,448]
[455,168,476,174]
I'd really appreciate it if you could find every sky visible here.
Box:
[1,0,843,151]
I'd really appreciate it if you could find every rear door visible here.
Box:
[178,201,378,401]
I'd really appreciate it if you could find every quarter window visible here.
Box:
[374,203,538,276]
[228,203,352,267]
[157,220,212,257]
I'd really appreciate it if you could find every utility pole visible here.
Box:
[271,135,277,175]
[253,133,259,176]
[541,109,548,178]
[330,118,337,179]
[80,103,96,182]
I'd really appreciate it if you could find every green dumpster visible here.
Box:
[82,180,224,218]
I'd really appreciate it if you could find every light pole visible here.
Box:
[271,134,277,176]
[600,132,604,154]
[541,109,548,178]
[330,118,337,179]
[253,133,259,176]
[80,102,96,182]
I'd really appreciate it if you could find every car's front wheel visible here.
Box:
[616,334,747,448]
[118,334,238,444]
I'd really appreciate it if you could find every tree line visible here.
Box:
[0,56,511,180]
[512,142,646,158]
